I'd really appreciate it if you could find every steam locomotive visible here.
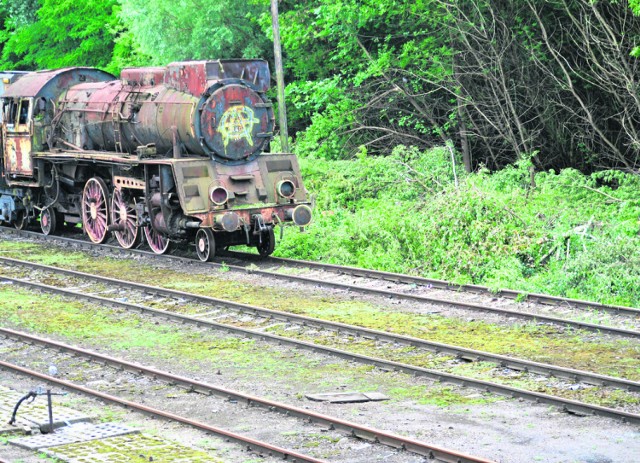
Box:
[0,61,312,260]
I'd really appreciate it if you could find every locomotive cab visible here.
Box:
[0,68,114,227]
[2,97,34,179]
[0,72,30,224]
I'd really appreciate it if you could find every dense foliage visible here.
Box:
[118,0,271,64]
[277,148,640,306]
[0,0,125,72]
[274,0,640,172]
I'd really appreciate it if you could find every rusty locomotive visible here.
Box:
[0,61,312,259]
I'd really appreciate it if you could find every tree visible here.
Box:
[526,0,640,171]
[277,0,640,172]
[1,0,38,29]
[0,0,38,66]
[0,0,124,71]
[276,0,456,159]
[118,0,272,64]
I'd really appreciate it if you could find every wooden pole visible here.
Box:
[270,0,290,153]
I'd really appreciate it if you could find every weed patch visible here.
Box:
[276,153,640,307]
[0,286,489,406]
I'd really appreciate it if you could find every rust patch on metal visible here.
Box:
[4,135,33,175]
[2,68,113,100]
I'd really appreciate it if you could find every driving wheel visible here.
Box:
[111,188,140,249]
[144,224,171,254]
[81,177,110,243]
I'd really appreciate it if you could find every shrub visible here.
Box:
[277,146,640,306]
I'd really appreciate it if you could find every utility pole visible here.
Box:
[271,0,290,153]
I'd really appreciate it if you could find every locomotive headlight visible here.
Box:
[287,205,312,226]
[214,212,240,231]
[210,186,229,206]
[277,180,296,198]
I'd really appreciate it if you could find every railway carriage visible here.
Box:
[0,61,312,259]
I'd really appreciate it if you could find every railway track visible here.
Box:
[1,226,639,337]
[0,365,326,463]
[1,255,640,393]
[0,327,495,463]
[227,251,640,317]
[1,257,639,425]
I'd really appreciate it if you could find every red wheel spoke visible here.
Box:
[82,177,110,244]
[144,224,169,254]
[111,188,140,249]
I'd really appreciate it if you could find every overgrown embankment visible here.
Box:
[277,147,640,307]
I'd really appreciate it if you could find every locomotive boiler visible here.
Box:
[0,61,312,259]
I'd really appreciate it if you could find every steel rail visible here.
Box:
[0,359,328,463]
[1,228,638,337]
[1,258,640,392]
[2,275,640,425]
[227,251,640,318]
[7,225,639,319]
[0,327,496,463]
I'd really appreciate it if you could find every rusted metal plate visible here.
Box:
[165,61,209,96]
[164,60,271,95]
[4,134,33,175]
[113,176,145,190]
[305,392,389,403]
[120,67,165,86]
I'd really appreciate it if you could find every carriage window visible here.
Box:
[4,100,17,124]
[18,99,30,124]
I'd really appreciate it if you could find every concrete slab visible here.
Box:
[305,391,389,403]
[0,385,90,434]
[10,422,138,450]
[0,414,32,435]
[45,433,219,463]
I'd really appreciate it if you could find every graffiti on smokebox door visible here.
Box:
[218,105,259,151]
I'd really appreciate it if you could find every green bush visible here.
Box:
[276,146,640,306]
